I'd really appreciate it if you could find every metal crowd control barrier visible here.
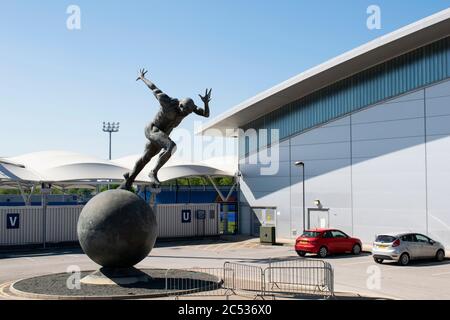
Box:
[164,268,234,299]
[163,258,334,299]
[266,257,334,298]
[223,262,266,299]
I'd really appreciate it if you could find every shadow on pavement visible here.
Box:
[0,236,259,260]
[301,252,372,259]
[0,247,84,259]
[154,235,258,248]
[378,258,450,267]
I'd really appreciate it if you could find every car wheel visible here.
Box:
[296,250,306,257]
[318,246,328,258]
[352,244,361,255]
[374,258,383,264]
[398,253,410,266]
[436,250,445,262]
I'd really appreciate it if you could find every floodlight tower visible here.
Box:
[102,122,120,160]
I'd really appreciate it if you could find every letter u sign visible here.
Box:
[6,213,20,229]
[181,209,192,223]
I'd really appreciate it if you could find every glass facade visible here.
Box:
[240,36,450,157]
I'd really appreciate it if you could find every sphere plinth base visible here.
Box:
[6,268,222,300]
[80,267,152,285]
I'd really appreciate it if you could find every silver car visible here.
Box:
[372,233,446,266]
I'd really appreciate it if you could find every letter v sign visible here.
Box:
[6,213,20,229]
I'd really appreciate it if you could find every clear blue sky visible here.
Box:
[1,0,449,159]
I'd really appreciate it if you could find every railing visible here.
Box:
[163,258,334,299]
[164,268,234,299]
[223,262,265,298]
[266,258,334,298]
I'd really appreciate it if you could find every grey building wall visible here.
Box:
[239,79,450,247]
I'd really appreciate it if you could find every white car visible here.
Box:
[372,233,445,266]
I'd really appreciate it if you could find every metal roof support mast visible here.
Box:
[207,175,237,202]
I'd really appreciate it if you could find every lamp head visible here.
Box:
[102,121,120,132]
[314,199,322,208]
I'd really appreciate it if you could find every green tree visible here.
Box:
[0,189,20,195]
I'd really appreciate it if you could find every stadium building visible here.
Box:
[200,9,450,247]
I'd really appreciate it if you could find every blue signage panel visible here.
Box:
[6,213,20,229]
[181,209,192,223]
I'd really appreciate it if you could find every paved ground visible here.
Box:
[1,238,449,300]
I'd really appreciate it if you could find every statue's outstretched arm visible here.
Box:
[136,68,171,104]
[194,88,212,117]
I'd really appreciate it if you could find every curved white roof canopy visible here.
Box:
[112,154,237,182]
[0,150,237,187]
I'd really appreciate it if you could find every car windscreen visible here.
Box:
[301,231,321,238]
[375,235,397,243]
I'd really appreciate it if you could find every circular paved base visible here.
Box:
[80,267,158,285]
[9,269,222,300]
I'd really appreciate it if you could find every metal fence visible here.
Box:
[0,206,82,246]
[155,203,220,238]
[164,268,234,299]
[266,258,334,298]
[164,259,334,300]
[223,262,265,298]
[0,203,221,248]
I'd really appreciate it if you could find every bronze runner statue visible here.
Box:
[119,68,211,190]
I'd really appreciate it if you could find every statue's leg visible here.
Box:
[148,131,176,186]
[119,142,161,190]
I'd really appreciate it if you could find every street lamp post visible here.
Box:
[102,122,120,160]
[294,161,306,232]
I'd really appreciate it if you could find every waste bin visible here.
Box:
[260,226,276,244]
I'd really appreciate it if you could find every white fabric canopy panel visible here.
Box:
[0,150,237,187]
[112,154,237,182]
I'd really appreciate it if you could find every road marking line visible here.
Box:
[0,281,25,300]
[432,271,450,276]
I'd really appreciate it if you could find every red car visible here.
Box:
[295,228,362,258]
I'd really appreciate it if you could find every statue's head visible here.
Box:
[179,98,195,112]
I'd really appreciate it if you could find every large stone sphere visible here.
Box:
[77,189,157,268]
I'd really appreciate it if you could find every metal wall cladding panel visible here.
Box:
[426,82,450,117]
[427,115,450,136]
[0,207,43,245]
[240,160,291,178]
[426,135,450,247]
[243,177,290,194]
[290,122,350,146]
[155,203,219,238]
[352,117,425,141]
[352,91,424,124]
[239,37,450,158]
[46,206,83,243]
[447,37,450,77]
[1,204,220,246]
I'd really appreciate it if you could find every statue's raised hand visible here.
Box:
[136,68,148,81]
[199,88,212,104]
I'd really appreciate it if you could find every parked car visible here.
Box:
[372,233,446,266]
[295,228,362,258]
